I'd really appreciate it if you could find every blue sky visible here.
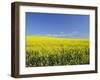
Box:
[26,12,89,38]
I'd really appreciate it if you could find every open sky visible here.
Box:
[26,12,89,38]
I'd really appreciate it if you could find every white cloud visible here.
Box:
[60,32,64,34]
[32,31,89,38]
[45,31,79,37]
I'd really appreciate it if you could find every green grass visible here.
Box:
[26,36,89,67]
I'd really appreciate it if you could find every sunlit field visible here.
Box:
[26,36,89,67]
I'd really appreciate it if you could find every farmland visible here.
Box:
[26,36,89,67]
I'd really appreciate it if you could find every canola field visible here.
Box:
[26,36,89,67]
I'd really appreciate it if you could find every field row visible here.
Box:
[26,36,89,67]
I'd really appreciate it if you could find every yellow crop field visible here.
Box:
[26,36,89,67]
